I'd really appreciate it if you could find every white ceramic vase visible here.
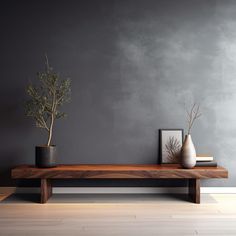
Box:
[181,134,196,169]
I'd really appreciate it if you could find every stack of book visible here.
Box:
[196,155,217,167]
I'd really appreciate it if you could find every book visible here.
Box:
[196,155,214,162]
[195,161,217,167]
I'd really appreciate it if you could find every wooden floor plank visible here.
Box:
[1,193,236,236]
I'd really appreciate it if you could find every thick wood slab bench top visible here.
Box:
[12,164,228,179]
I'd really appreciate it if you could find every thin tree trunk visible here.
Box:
[47,92,56,146]
[47,115,54,146]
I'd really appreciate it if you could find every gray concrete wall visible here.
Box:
[0,0,234,187]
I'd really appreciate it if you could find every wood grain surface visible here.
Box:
[11,164,228,179]
[41,179,52,204]
[189,179,200,204]
[1,193,236,235]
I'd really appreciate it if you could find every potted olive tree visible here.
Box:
[25,56,71,168]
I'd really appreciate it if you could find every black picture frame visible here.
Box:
[160,129,184,164]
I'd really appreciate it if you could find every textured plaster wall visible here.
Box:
[0,0,235,186]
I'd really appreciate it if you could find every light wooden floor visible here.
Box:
[1,193,236,236]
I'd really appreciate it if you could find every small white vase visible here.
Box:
[181,134,196,169]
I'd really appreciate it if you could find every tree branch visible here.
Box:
[187,103,201,134]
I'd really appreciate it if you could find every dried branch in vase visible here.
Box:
[186,103,201,134]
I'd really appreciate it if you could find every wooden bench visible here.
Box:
[11,164,228,204]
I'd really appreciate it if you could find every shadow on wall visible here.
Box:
[0,89,31,186]
[0,88,29,131]
[0,150,22,186]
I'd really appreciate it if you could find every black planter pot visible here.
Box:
[35,145,57,168]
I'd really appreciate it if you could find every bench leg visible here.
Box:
[41,179,52,204]
[189,179,200,204]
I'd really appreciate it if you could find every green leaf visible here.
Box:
[24,56,72,138]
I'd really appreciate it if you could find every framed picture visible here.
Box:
[160,129,184,164]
